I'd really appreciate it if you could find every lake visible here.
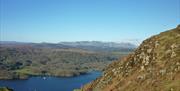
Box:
[0,71,101,91]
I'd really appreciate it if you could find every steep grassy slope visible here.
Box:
[81,25,180,91]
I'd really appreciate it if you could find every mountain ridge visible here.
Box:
[0,41,136,52]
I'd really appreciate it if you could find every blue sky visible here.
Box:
[0,0,180,44]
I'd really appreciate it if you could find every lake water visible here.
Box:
[0,71,101,91]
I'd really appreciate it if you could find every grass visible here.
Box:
[73,89,82,91]
[163,79,180,91]
[14,67,40,76]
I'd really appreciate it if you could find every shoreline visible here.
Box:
[0,71,102,80]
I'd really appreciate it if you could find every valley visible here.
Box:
[0,41,135,79]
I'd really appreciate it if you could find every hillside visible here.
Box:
[0,42,134,79]
[81,25,180,91]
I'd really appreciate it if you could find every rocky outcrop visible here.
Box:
[81,25,180,91]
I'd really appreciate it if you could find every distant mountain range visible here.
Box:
[0,41,137,52]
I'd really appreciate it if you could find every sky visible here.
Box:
[0,0,180,44]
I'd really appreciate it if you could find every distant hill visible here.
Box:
[59,41,136,52]
[81,25,180,91]
[0,41,136,52]
[0,41,135,79]
[0,41,73,49]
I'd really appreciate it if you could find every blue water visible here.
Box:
[0,71,101,91]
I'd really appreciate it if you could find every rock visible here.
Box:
[112,69,116,72]
[147,49,152,53]
[155,41,159,48]
[165,49,171,54]
[145,56,150,61]
[145,61,149,66]
[176,62,180,66]
[159,69,166,76]
[171,51,176,58]
[170,88,174,91]
[140,66,145,71]
[137,75,144,80]
[171,44,177,49]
